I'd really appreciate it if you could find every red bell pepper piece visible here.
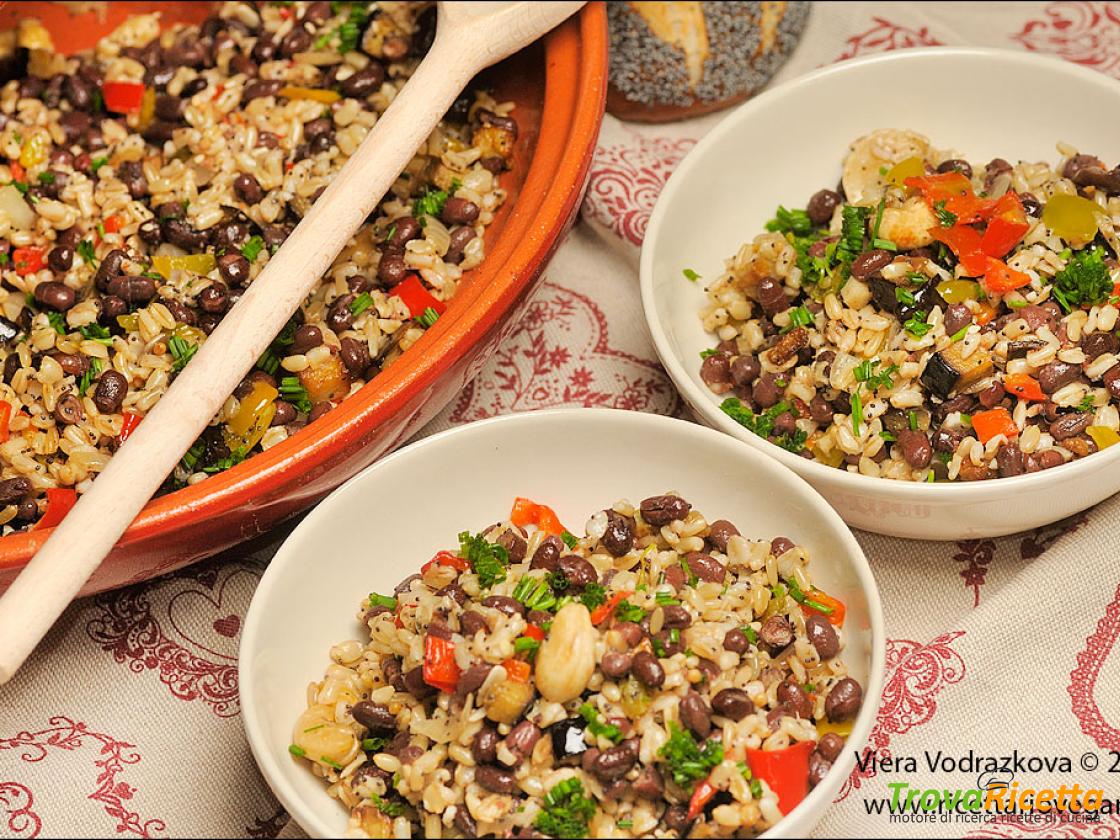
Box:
[32,487,77,530]
[422,634,460,693]
[9,161,25,183]
[906,172,995,224]
[0,401,11,443]
[687,776,718,820]
[746,740,816,815]
[503,658,531,682]
[119,411,142,442]
[523,623,545,642]
[12,247,44,277]
[971,408,1018,445]
[980,193,1029,258]
[102,81,146,114]
[1004,374,1047,402]
[929,225,987,276]
[800,588,846,627]
[982,257,1031,294]
[509,497,567,536]
[591,590,634,625]
[393,275,446,318]
[103,214,123,234]
[421,549,470,575]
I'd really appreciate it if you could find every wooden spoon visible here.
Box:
[0,0,585,683]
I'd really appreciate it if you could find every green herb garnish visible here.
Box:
[90,156,109,173]
[279,375,313,413]
[412,186,450,218]
[79,323,113,345]
[534,777,597,839]
[785,576,834,615]
[950,325,968,342]
[579,582,607,611]
[368,592,397,610]
[514,636,540,653]
[168,334,197,372]
[47,311,67,335]
[782,305,813,333]
[903,309,933,338]
[416,306,440,328]
[288,744,306,758]
[720,397,807,454]
[240,235,265,262]
[560,530,578,549]
[613,601,646,625]
[765,205,814,237]
[682,268,701,282]
[658,722,724,788]
[349,292,374,317]
[837,205,871,273]
[513,574,558,611]
[77,240,97,266]
[37,171,55,185]
[369,792,404,817]
[361,736,388,752]
[655,591,679,606]
[460,531,509,589]
[1051,247,1112,313]
[579,703,623,743]
[77,358,102,395]
[934,199,957,228]
[850,390,863,435]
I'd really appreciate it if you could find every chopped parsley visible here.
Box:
[412,186,450,218]
[37,171,55,185]
[459,531,509,589]
[579,703,623,743]
[349,292,374,317]
[79,323,113,345]
[658,722,724,788]
[579,582,607,611]
[46,311,67,336]
[534,777,597,839]
[765,205,814,237]
[560,530,579,549]
[903,310,933,338]
[336,1,373,54]
[895,287,916,306]
[368,592,396,610]
[682,268,701,282]
[240,235,265,262]
[613,601,646,625]
[699,348,719,359]
[720,397,807,454]
[1079,394,1096,412]
[934,199,957,228]
[782,305,814,333]
[741,625,759,644]
[1051,247,1112,313]
[279,375,313,412]
[168,334,197,372]
[77,240,97,265]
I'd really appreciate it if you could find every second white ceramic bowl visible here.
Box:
[641,47,1120,539]
[240,409,885,838]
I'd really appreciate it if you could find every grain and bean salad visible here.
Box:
[698,129,1120,482]
[294,495,861,838]
[0,1,514,530]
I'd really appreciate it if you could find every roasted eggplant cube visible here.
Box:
[548,717,588,763]
[921,344,994,398]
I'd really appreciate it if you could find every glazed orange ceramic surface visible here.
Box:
[0,2,608,594]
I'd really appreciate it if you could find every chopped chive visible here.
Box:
[514,636,540,653]
[303,724,325,732]
[655,591,679,606]
[560,530,578,549]
[415,306,440,328]
[850,390,862,435]
[288,744,306,758]
[368,592,397,610]
[699,348,719,359]
[349,291,374,317]
[320,756,343,770]
[682,268,700,282]
[908,410,918,432]
[949,325,968,342]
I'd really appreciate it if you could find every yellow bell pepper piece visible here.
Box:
[936,279,981,304]
[116,313,139,332]
[1087,425,1119,450]
[278,85,340,104]
[152,253,217,279]
[138,87,156,131]
[815,718,855,738]
[19,131,49,168]
[1042,193,1102,243]
[886,156,925,188]
[171,324,207,346]
[224,380,277,454]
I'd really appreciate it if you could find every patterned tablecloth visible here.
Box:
[3,2,1120,838]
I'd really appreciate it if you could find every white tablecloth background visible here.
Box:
[3,3,1119,837]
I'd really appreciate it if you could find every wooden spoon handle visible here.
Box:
[0,44,475,683]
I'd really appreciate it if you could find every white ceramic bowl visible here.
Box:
[641,47,1120,540]
[240,409,885,838]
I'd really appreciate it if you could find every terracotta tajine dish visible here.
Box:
[0,2,608,595]
[607,0,809,122]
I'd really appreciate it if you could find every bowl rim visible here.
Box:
[239,407,887,838]
[0,4,609,572]
[640,45,1120,502]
